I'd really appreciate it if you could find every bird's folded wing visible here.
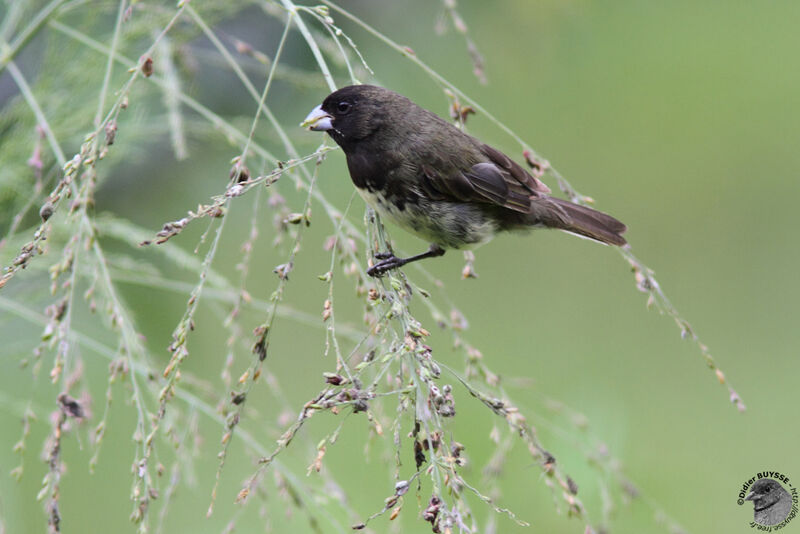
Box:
[480,144,551,195]
[419,144,550,213]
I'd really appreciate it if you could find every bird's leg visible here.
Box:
[367,244,445,277]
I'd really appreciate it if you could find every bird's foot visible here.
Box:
[367,254,406,277]
[367,244,446,278]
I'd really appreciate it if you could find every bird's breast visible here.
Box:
[345,149,394,192]
[355,186,497,250]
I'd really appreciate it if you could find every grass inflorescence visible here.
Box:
[0,2,736,533]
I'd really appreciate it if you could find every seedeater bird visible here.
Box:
[745,479,793,526]
[302,85,627,277]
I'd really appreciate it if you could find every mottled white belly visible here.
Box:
[356,188,497,249]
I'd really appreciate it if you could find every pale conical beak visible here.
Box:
[301,105,333,131]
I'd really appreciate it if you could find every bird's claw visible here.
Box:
[367,254,404,277]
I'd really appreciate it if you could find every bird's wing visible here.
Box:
[480,144,551,196]
[419,144,550,213]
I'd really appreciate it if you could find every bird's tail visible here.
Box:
[537,197,627,246]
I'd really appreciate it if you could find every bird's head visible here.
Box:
[302,85,413,149]
[745,479,787,511]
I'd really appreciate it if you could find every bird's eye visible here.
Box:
[337,101,352,114]
[765,486,772,492]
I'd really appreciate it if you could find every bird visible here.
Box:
[745,478,793,526]
[302,84,627,277]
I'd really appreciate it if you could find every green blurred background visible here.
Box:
[2,0,799,532]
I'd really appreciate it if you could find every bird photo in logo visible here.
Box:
[745,478,793,526]
[303,85,627,277]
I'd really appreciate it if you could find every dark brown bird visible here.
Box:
[303,85,627,276]
[745,478,793,526]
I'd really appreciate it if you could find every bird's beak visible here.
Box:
[745,491,756,501]
[301,105,333,131]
